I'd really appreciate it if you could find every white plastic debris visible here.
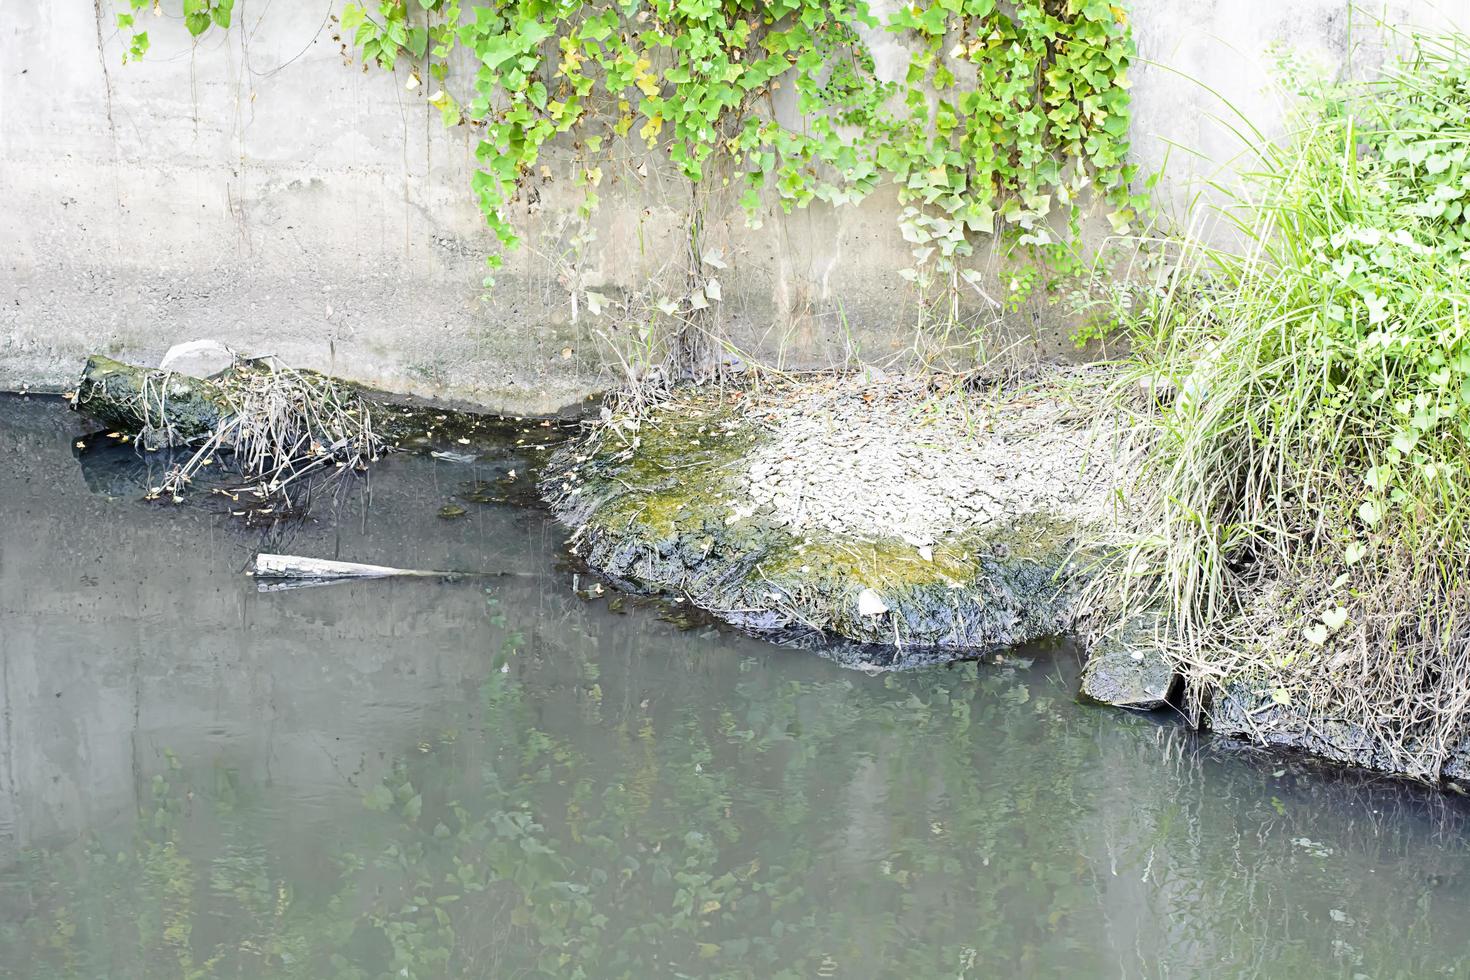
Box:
[857,588,889,617]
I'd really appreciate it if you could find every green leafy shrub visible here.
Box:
[1101,30,1470,777]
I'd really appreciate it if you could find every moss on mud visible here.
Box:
[75,355,232,443]
[543,387,1089,656]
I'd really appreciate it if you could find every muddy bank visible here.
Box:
[1205,678,1470,790]
[541,370,1123,662]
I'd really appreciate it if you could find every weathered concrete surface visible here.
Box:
[3,3,1464,409]
[1126,1,1467,233]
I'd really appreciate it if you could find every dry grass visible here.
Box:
[1087,29,1470,780]
[141,359,384,506]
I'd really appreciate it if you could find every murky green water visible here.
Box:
[3,394,1470,979]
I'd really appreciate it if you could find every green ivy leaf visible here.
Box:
[339,4,365,32]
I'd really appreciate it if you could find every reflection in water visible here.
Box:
[2,394,1470,978]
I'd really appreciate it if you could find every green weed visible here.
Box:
[1097,28,1470,778]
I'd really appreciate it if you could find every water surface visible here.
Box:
[2,394,1469,979]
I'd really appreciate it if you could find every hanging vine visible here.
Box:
[116,0,1142,343]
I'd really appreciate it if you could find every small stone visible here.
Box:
[1080,622,1178,711]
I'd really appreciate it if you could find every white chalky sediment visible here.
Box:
[739,375,1118,543]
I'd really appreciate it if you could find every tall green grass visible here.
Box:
[1101,29,1470,778]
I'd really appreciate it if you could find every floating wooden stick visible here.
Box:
[253,553,459,581]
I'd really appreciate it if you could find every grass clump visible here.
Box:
[148,359,384,505]
[1098,30,1470,779]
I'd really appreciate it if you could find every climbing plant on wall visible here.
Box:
[116,0,1142,347]
[117,0,235,61]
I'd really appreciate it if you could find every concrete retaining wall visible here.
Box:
[1,1,1462,412]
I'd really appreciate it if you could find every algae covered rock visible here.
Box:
[69,354,573,514]
[74,355,233,447]
[1079,617,1179,710]
[543,376,1116,656]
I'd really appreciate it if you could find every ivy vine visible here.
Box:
[117,0,1142,320]
[117,0,236,61]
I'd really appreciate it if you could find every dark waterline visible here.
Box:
[2,393,1469,979]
